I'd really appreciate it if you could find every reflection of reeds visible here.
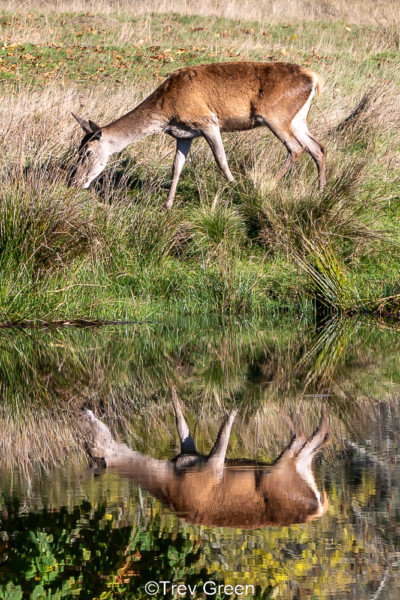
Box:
[295,316,360,392]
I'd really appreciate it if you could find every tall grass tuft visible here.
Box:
[0,177,96,274]
[189,199,246,258]
[257,159,381,259]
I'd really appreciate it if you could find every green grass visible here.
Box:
[0,9,399,322]
[0,12,397,88]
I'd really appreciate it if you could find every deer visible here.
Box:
[71,61,326,209]
[85,390,330,528]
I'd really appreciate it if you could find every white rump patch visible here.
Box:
[290,75,318,144]
[296,455,323,512]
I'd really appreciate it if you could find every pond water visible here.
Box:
[1,316,400,599]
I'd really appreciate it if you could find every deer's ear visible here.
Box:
[71,112,92,134]
[89,120,101,133]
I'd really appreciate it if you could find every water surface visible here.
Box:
[1,316,400,599]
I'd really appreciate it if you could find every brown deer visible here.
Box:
[71,61,326,208]
[85,392,329,528]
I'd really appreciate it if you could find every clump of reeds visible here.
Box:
[332,84,398,141]
[293,239,361,313]
[257,160,375,256]
[0,177,95,273]
[189,200,246,258]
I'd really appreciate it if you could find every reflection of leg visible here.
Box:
[208,410,237,464]
[282,414,308,457]
[300,408,330,458]
[171,388,197,453]
[164,138,192,210]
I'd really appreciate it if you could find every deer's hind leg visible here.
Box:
[289,90,326,190]
[164,138,193,210]
[291,118,326,190]
[263,82,326,189]
[262,114,305,184]
[171,388,197,453]
[201,124,235,183]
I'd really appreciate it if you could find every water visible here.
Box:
[0,316,400,599]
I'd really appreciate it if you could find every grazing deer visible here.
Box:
[85,392,329,528]
[72,61,326,208]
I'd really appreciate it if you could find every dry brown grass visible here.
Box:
[0,0,399,26]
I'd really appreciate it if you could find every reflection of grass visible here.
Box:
[1,316,400,469]
[295,316,360,391]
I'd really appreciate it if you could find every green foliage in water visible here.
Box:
[0,501,258,599]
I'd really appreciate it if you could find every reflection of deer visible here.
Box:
[85,391,329,528]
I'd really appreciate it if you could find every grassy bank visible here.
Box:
[0,4,399,322]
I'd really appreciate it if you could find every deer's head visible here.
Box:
[71,113,111,188]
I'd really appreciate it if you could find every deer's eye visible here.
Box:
[87,149,94,157]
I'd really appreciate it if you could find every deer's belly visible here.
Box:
[219,115,264,132]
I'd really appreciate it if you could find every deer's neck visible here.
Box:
[103,96,167,153]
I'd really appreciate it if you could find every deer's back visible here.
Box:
[150,61,316,130]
